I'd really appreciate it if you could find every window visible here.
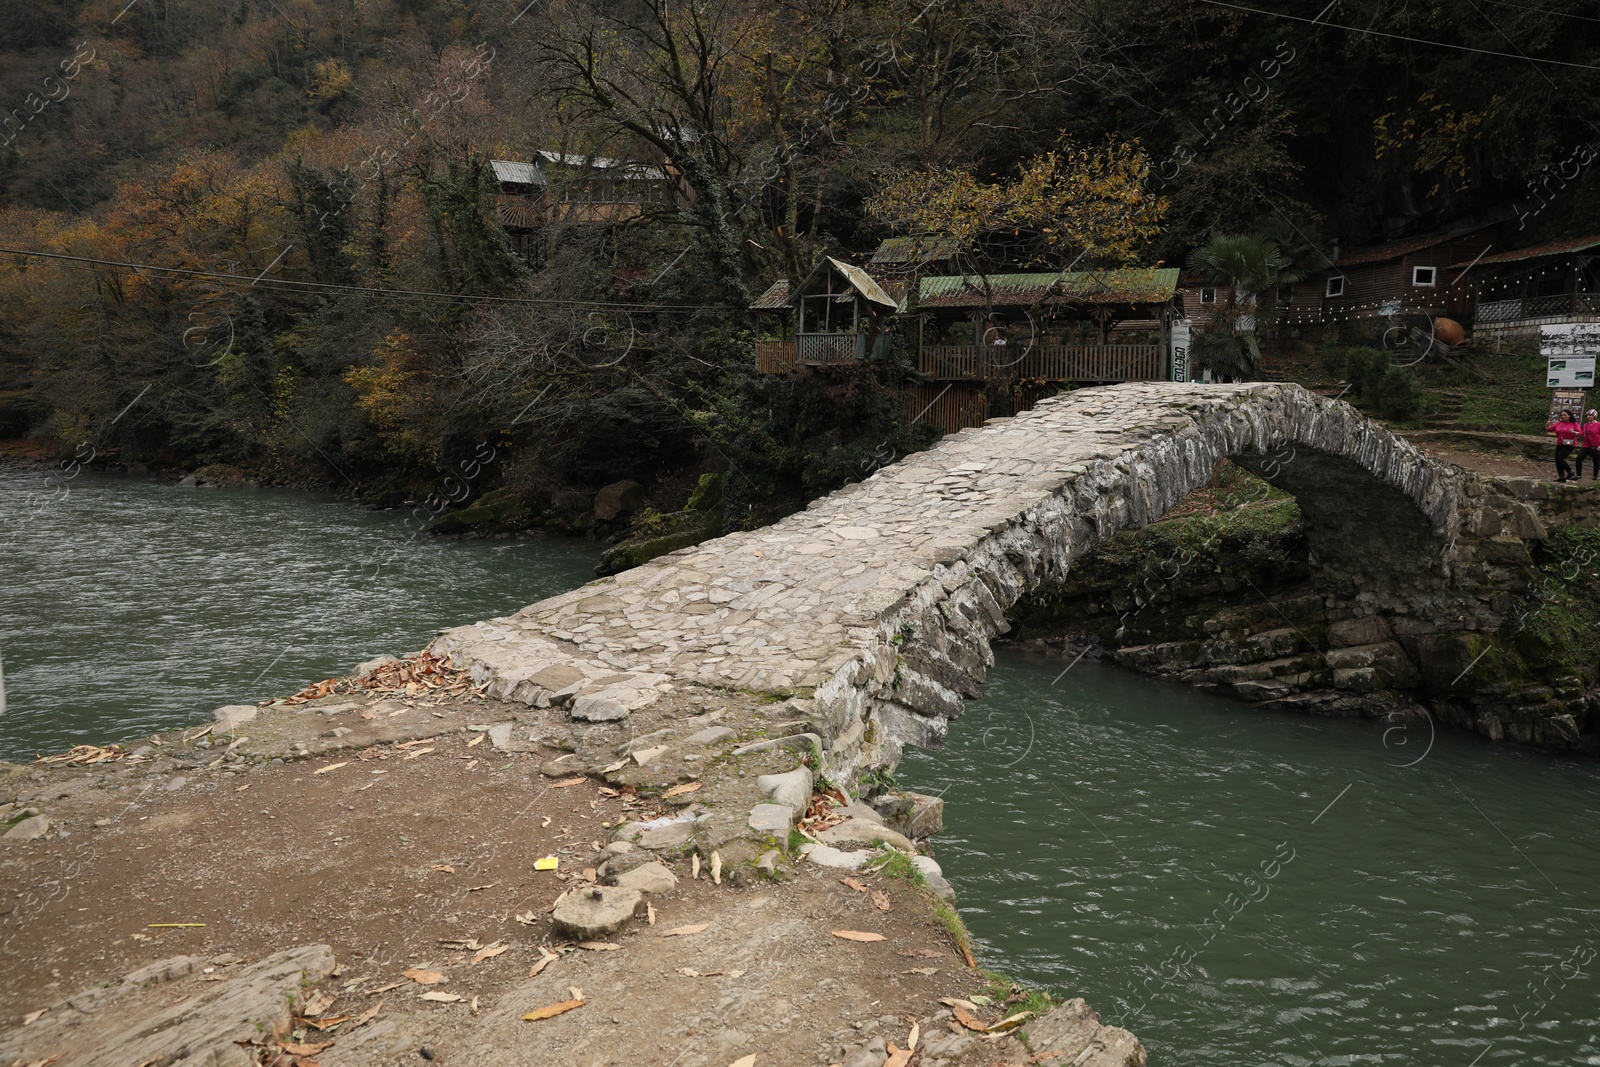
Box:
[1200,287,1217,304]
[1412,266,1438,287]
[1277,285,1295,303]
[1325,275,1346,298]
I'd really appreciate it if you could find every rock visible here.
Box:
[756,849,781,876]
[797,843,871,870]
[166,777,188,792]
[896,792,945,839]
[321,727,353,739]
[913,856,955,901]
[755,767,812,814]
[1326,617,1392,648]
[2,814,50,842]
[593,480,646,521]
[843,1038,888,1067]
[551,886,644,940]
[570,693,631,722]
[0,945,334,1067]
[611,861,679,894]
[352,654,400,678]
[1007,997,1145,1066]
[634,815,698,851]
[541,757,582,777]
[212,704,258,730]
[684,726,736,746]
[596,851,655,881]
[837,800,886,825]
[93,818,112,829]
[488,722,539,752]
[816,818,913,853]
[748,803,795,836]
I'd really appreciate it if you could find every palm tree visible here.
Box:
[1186,232,1308,380]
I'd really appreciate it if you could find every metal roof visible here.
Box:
[828,257,900,310]
[491,158,545,186]
[535,150,667,181]
[1451,233,1600,268]
[911,268,1179,309]
[1334,226,1487,267]
[870,235,963,265]
[750,279,791,310]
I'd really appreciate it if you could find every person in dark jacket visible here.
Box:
[1548,409,1582,482]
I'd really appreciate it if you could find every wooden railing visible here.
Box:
[919,343,1164,382]
[798,333,865,363]
[1475,294,1600,324]
[755,339,798,374]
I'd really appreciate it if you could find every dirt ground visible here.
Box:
[1409,439,1556,480]
[0,722,1092,1067]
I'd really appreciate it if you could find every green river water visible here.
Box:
[4,469,1598,1064]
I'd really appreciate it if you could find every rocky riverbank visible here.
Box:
[0,653,1145,1067]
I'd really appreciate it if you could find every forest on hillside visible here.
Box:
[0,0,1596,529]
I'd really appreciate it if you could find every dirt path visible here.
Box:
[0,702,1142,1067]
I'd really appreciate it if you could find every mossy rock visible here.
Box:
[687,472,724,513]
[596,514,722,575]
[430,486,532,535]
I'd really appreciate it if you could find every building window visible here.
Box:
[1325,275,1346,298]
[1200,287,1217,304]
[1277,285,1295,303]
[1412,266,1438,287]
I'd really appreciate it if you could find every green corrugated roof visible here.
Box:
[912,268,1179,309]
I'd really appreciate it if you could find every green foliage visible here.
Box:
[981,971,1060,1017]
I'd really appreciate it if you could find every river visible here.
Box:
[0,467,598,762]
[6,470,1598,1064]
[900,651,1600,1066]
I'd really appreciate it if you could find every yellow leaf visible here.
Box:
[473,942,509,962]
[830,930,886,942]
[313,762,348,775]
[727,1057,757,1067]
[883,1044,912,1067]
[420,991,461,1002]
[521,999,584,1021]
[660,781,702,799]
[528,951,558,977]
[401,747,435,760]
[661,922,710,937]
[549,776,587,788]
[401,969,446,985]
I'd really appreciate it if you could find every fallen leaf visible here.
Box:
[677,967,746,978]
[521,999,584,1021]
[21,1009,45,1026]
[397,738,434,748]
[897,948,942,958]
[691,854,700,880]
[301,990,336,1017]
[940,997,979,1012]
[473,942,509,962]
[580,868,597,882]
[727,1056,757,1067]
[905,967,938,976]
[550,776,587,788]
[313,762,349,775]
[364,981,404,996]
[883,1044,912,1067]
[419,991,462,1003]
[568,986,583,1001]
[401,747,436,760]
[279,1041,333,1055]
[660,781,702,799]
[907,1022,919,1051]
[401,969,446,985]
[515,911,540,926]
[830,930,886,942]
[577,941,620,951]
[839,877,869,893]
[600,757,630,773]
[959,940,977,970]
[467,734,484,748]
[646,902,656,926]
[429,864,456,874]
[985,1011,1035,1033]
[347,1001,383,1029]
[528,951,558,977]
[950,1005,985,1032]
[870,890,891,912]
[302,1014,351,1031]
[661,922,710,937]
[711,850,722,886]
[597,786,620,797]
[631,745,669,764]
[466,883,496,892]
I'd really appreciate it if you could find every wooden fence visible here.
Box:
[919,343,1164,382]
[755,339,798,374]
[900,382,990,435]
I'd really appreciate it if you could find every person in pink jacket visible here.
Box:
[1577,410,1600,480]
[1548,409,1583,482]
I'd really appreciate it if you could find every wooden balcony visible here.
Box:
[919,343,1164,382]
[755,339,798,374]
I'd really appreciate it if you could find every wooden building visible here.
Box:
[492,152,679,259]
[750,257,900,373]
[1452,233,1600,346]
[1316,227,1494,326]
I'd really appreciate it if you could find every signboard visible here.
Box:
[1546,357,1595,388]
[1550,389,1587,424]
[1542,323,1600,357]
[1170,320,1191,382]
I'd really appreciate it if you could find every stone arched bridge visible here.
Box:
[435,382,1545,773]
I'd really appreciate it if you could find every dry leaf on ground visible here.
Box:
[839,877,869,893]
[870,890,891,912]
[420,991,462,1003]
[660,781,702,799]
[348,1001,383,1030]
[711,851,722,885]
[660,922,710,937]
[647,902,657,926]
[473,942,509,962]
[549,776,587,788]
[528,951,558,977]
[428,864,455,874]
[20,1009,45,1026]
[950,1005,986,1031]
[521,999,584,1021]
[364,981,404,996]
[401,969,446,985]
[907,1022,919,1050]
[401,747,436,760]
[279,1041,333,1055]
[576,941,620,951]
[883,1044,912,1067]
[727,1055,757,1067]
[677,968,746,978]
[312,762,348,775]
[830,930,886,942]
[467,733,484,747]
[301,990,336,1017]
[985,1011,1035,1033]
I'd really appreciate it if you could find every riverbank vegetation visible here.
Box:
[1,0,1596,537]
